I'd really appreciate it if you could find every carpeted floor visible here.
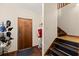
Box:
[17,48,33,56]
[3,46,42,56]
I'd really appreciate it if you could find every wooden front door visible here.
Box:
[18,17,32,50]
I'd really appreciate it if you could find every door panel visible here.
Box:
[18,17,32,50]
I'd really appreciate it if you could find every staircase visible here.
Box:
[45,38,79,56]
[45,27,79,56]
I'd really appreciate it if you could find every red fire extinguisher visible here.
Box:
[37,27,42,48]
[38,28,42,38]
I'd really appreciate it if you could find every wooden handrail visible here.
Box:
[57,3,70,9]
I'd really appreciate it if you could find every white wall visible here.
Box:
[58,3,79,36]
[0,3,42,52]
[44,3,57,54]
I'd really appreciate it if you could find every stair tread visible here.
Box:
[49,47,71,56]
[56,38,79,47]
[55,48,71,56]
[54,42,78,53]
[49,48,65,56]
[62,42,79,49]
[57,36,79,43]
